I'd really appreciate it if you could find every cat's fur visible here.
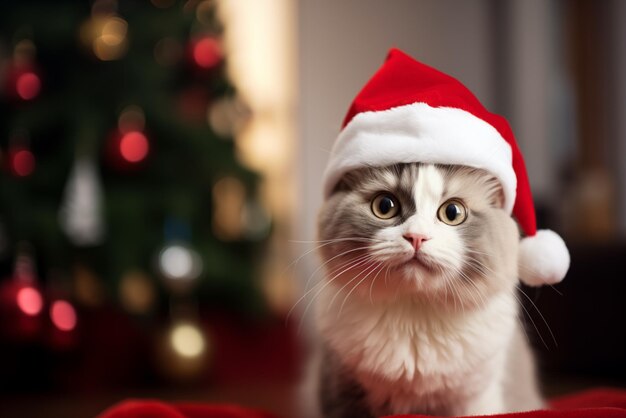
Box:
[302,163,543,417]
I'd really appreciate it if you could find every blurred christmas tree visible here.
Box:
[0,0,270,384]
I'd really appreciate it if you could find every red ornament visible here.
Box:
[4,63,42,101]
[119,131,149,163]
[191,37,222,69]
[50,300,77,332]
[105,128,151,171]
[8,146,36,177]
[16,286,43,316]
[15,72,41,100]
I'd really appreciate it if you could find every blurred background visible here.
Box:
[0,0,624,417]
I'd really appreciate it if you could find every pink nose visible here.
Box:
[403,233,430,251]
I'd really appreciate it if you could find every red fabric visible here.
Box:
[342,48,536,237]
[97,389,626,418]
[97,400,280,418]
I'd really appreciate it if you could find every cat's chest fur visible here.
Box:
[315,284,518,415]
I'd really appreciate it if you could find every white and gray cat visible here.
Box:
[302,163,544,417]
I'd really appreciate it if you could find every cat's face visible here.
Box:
[317,163,520,308]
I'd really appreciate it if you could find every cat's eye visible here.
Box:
[437,199,468,226]
[371,194,400,219]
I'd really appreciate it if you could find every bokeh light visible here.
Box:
[11,148,36,177]
[50,300,77,331]
[83,15,129,61]
[212,177,245,240]
[192,37,222,69]
[16,286,43,316]
[119,270,155,314]
[158,244,202,281]
[119,131,149,163]
[16,72,41,100]
[170,323,206,358]
[13,39,37,66]
[118,105,145,134]
[195,1,215,26]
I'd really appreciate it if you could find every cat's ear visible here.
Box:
[491,182,505,209]
[485,176,505,209]
[333,168,369,194]
[332,172,358,194]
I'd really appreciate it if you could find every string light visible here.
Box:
[119,131,149,163]
[169,323,206,358]
[50,300,77,331]
[81,14,129,61]
[16,286,43,316]
[158,244,202,282]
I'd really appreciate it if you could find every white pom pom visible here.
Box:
[519,229,570,287]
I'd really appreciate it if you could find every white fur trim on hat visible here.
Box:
[519,229,570,286]
[323,103,517,213]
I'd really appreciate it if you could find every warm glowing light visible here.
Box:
[50,300,77,331]
[100,17,127,46]
[11,149,36,177]
[88,16,129,61]
[16,287,43,316]
[119,131,149,162]
[193,38,222,69]
[170,323,206,358]
[158,244,202,280]
[212,176,245,240]
[196,1,215,25]
[119,270,155,314]
[16,72,41,100]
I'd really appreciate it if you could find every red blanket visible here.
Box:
[98,388,626,418]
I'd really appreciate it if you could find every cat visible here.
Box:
[301,162,544,418]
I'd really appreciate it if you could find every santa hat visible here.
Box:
[322,48,569,287]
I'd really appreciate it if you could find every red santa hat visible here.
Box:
[322,48,569,287]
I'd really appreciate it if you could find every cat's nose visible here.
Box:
[403,233,430,251]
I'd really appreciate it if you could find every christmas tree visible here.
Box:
[0,0,273,389]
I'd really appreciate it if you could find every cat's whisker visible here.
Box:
[517,286,558,347]
[452,269,483,310]
[518,264,565,296]
[326,258,379,312]
[286,249,373,324]
[339,262,385,317]
[290,237,385,244]
[285,238,378,281]
[369,262,388,305]
[326,258,380,311]
[301,245,374,296]
[296,255,375,334]
[303,250,372,293]
[511,292,549,350]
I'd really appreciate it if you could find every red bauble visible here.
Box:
[4,63,42,101]
[8,146,36,177]
[105,128,150,171]
[190,37,222,70]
